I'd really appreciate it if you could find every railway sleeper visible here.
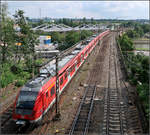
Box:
[128,112,139,115]
[109,94,118,96]
[128,115,139,119]
[108,104,120,107]
[78,114,88,119]
[109,128,121,132]
[128,108,138,112]
[72,131,84,135]
[74,121,86,127]
[79,109,89,114]
[106,132,122,135]
[109,119,121,123]
[81,103,91,106]
[109,108,120,111]
[74,126,86,131]
[109,97,118,100]
[109,101,118,104]
[109,122,126,127]
[110,91,118,94]
[103,119,120,124]
[110,104,120,107]
[109,125,121,130]
[128,128,142,133]
[109,112,120,115]
[109,117,120,121]
[128,121,141,126]
[109,109,120,112]
[109,98,118,100]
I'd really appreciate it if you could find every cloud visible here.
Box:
[7,1,149,19]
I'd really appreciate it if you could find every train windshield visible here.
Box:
[16,91,39,109]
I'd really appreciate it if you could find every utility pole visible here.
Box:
[54,53,61,121]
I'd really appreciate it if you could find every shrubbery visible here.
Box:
[118,34,149,122]
[0,63,31,88]
[15,79,26,87]
[118,34,135,51]
[57,30,93,51]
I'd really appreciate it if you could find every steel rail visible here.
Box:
[106,39,111,135]
[83,83,97,135]
[113,36,124,135]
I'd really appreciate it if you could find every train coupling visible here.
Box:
[16,120,26,125]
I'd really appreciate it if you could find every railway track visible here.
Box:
[1,104,13,127]
[103,35,127,135]
[69,34,110,135]
[115,34,143,134]
[69,84,97,135]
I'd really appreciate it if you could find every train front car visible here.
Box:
[12,80,42,125]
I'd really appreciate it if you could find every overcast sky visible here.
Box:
[5,1,149,19]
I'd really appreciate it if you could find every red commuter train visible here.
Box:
[12,30,110,124]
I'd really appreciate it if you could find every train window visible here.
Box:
[51,86,55,96]
[65,72,67,79]
[46,92,48,98]
[60,77,63,85]
[16,91,38,110]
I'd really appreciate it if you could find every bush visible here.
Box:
[10,65,23,74]
[130,78,137,85]
[35,59,44,66]
[19,71,31,79]
[119,34,135,51]
[137,83,149,118]
[0,64,17,88]
[15,79,26,87]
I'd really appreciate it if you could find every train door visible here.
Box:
[41,92,48,113]
[64,71,68,85]
[59,76,64,91]
[50,85,56,104]
[44,91,49,109]
[67,68,71,81]
[70,64,75,77]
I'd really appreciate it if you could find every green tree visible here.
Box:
[135,25,144,37]
[13,10,39,77]
[65,31,80,45]
[119,34,135,51]
[142,24,150,33]
[126,30,139,38]
[0,3,15,63]
[51,32,65,43]
[80,30,93,40]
